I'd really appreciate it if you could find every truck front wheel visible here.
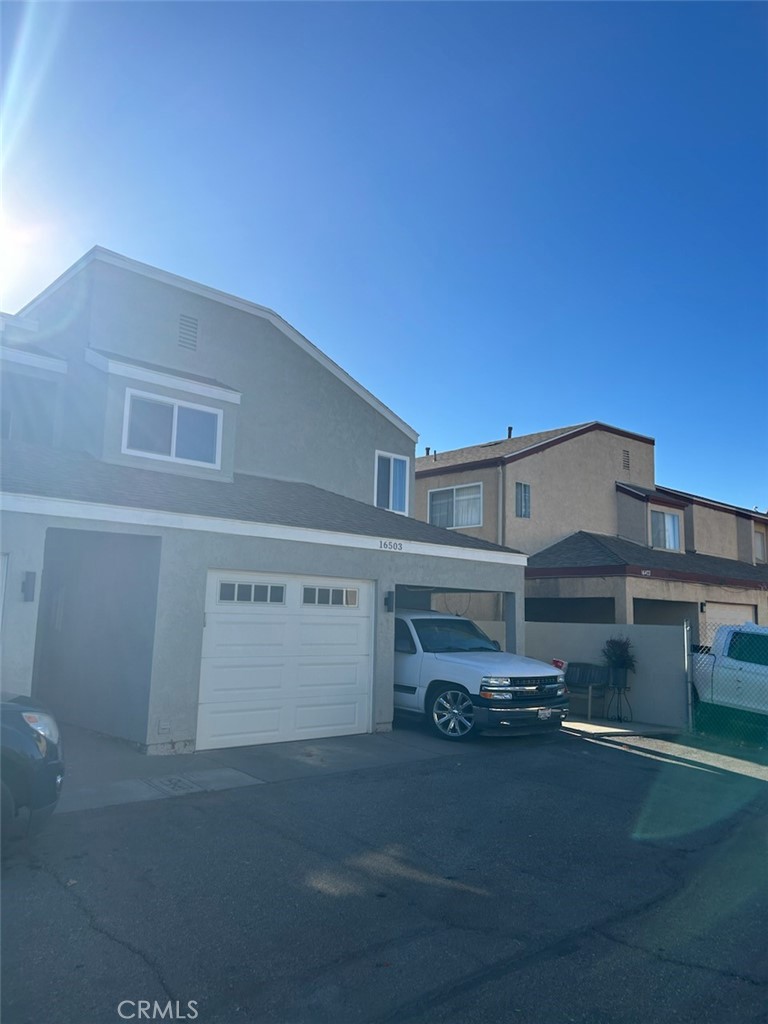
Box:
[428,686,476,741]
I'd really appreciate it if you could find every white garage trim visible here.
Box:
[2,493,527,565]
[196,571,374,750]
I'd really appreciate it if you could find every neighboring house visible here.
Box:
[0,248,526,753]
[415,422,768,639]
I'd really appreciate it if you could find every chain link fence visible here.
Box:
[690,620,768,748]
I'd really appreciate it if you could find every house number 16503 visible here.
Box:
[379,540,403,551]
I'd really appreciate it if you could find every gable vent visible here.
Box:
[622,449,630,471]
[178,314,198,351]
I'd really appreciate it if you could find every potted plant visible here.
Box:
[601,635,637,691]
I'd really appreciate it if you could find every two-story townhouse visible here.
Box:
[0,248,526,753]
[415,423,768,639]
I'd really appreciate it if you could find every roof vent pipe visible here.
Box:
[507,426,513,439]
[425,447,431,456]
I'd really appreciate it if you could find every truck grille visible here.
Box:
[508,678,561,696]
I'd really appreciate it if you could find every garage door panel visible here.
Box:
[199,660,286,702]
[196,704,283,748]
[202,617,289,657]
[293,701,366,732]
[296,659,369,691]
[197,572,373,750]
[297,618,371,653]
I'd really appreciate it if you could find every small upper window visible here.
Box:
[515,482,531,519]
[651,509,681,550]
[375,452,409,514]
[429,484,482,529]
[123,389,221,468]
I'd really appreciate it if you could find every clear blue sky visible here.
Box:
[2,1,766,510]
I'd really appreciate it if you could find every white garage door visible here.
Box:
[196,571,373,750]
[705,602,757,627]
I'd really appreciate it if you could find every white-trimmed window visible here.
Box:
[515,482,531,519]
[218,581,285,604]
[375,451,409,514]
[428,483,482,529]
[755,526,767,564]
[650,509,681,550]
[302,586,359,607]
[122,388,222,468]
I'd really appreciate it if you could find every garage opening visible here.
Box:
[395,585,520,652]
[526,597,616,624]
[32,529,161,744]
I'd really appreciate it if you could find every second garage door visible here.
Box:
[196,571,373,750]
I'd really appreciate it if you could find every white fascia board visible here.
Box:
[19,247,417,441]
[0,493,528,567]
[85,348,241,405]
[0,314,38,333]
[0,346,67,373]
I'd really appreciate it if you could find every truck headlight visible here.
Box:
[481,676,511,687]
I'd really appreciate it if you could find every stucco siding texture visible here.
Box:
[416,425,657,557]
[81,261,415,505]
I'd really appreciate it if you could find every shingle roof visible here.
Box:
[0,442,520,554]
[416,422,654,473]
[527,531,768,587]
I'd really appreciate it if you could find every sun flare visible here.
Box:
[0,209,50,310]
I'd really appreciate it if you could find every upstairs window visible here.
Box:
[429,483,482,529]
[755,527,766,564]
[515,482,531,519]
[375,452,409,513]
[650,509,681,550]
[123,388,222,468]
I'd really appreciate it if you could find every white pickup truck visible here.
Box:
[394,610,568,740]
[692,622,768,717]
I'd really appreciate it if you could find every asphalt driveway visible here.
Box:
[2,724,767,1024]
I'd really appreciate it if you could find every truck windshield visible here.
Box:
[411,618,498,654]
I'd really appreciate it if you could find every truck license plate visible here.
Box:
[537,709,552,720]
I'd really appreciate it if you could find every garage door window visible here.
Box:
[218,582,285,604]
[303,586,359,608]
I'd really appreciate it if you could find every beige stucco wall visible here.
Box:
[414,465,502,546]
[415,428,656,557]
[502,430,655,554]
[526,621,689,728]
[690,504,739,560]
